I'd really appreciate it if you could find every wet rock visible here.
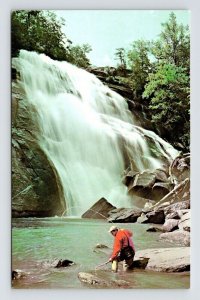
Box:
[137,213,148,224]
[135,247,190,272]
[43,258,74,268]
[82,198,116,219]
[154,179,190,210]
[146,225,164,232]
[93,244,111,255]
[177,209,190,219]
[169,154,190,184]
[144,209,165,224]
[55,259,74,268]
[165,211,180,220]
[154,169,168,182]
[160,230,190,246]
[128,171,156,199]
[12,269,27,280]
[164,200,190,216]
[78,272,109,286]
[12,82,66,217]
[152,182,172,199]
[95,244,109,249]
[178,211,190,232]
[132,257,149,269]
[108,208,142,223]
[78,272,130,287]
[163,219,179,232]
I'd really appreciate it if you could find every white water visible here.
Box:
[12,50,178,215]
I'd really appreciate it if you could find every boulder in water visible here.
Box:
[135,247,190,272]
[43,258,74,268]
[78,272,130,287]
[82,198,116,219]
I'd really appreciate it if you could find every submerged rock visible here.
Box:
[55,259,74,268]
[42,258,74,268]
[12,269,27,280]
[82,198,116,219]
[146,225,164,232]
[78,272,130,287]
[135,247,190,272]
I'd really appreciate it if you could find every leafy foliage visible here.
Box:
[127,40,153,99]
[114,12,190,150]
[143,64,190,148]
[11,10,91,68]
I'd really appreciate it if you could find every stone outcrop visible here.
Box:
[82,198,116,219]
[123,168,172,202]
[12,81,66,217]
[135,247,190,272]
[108,208,142,223]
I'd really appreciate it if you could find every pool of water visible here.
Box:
[12,218,190,289]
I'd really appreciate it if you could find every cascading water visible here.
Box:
[12,50,178,216]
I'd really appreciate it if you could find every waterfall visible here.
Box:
[12,50,178,216]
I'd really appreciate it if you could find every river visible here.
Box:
[12,218,189,289]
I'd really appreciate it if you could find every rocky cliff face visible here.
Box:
[12,81,66,217]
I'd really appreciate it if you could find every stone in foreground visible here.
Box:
[78,272,130,287]
[135,247,190,272]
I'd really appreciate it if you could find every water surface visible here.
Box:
[12,218,189,289]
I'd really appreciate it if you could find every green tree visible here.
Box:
[143,63,190,149]
[152,12,190,72]
[115,48,127,75]
[127,40,152,99]
[11,11,71,61]
[70,44,92,69]
[11,10,91,68]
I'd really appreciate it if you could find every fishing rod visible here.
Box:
[95,260,110,270]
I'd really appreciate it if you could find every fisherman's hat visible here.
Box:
[108,225,118,233]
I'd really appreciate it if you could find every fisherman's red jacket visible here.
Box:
[110,229,135,260]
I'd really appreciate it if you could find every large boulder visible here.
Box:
[12,82,66,217]
[82,198,116,219]
[135,247,190,272]
[125,168,172,201]
[108,208,142,223]
[160,230,190,246]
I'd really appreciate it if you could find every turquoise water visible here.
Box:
[12,218,190,289]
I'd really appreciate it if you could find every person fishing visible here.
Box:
[108,225,135,272]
